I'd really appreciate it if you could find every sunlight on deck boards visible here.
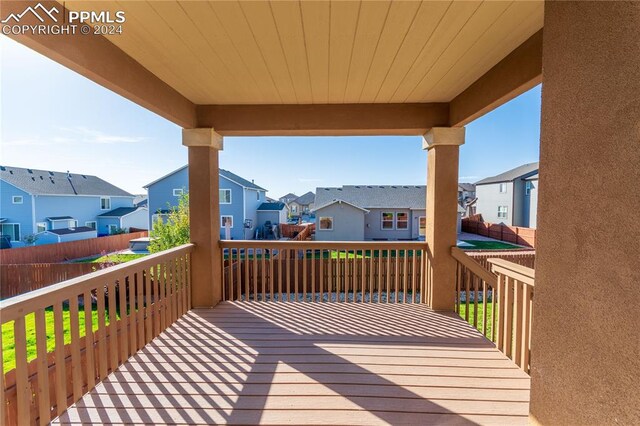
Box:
[53,302,530,425]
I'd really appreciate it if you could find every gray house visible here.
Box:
[475,162,539,227]
[314,186,429,242]
[289,191,315,217]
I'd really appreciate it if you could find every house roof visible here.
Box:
[98,207,141,218]
[293,191,315,206]
[458,183,476,192]
[257,202,286,211]
[315,185,426,210]
[475,162,539,185]
[0,166,133,197]
[46,216,75,221]
[313,199,370,213]
[144,165,265,191]
[525,173,539,181]
[45,226,95,236]
[279,193,298,202]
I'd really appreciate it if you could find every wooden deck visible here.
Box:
[53,302,530,425]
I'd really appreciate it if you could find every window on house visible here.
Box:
[396,212,409,229]
[108,224,118,234]
[525,181,532,195]
[85,221,97,230]
[292,205,297,213]
[419,216,426,236]
[70,220,78,228]
[100,197,111,210]
[319,217,333,230]
[173,188,184,197]
[498,206,508,219]
[12,195,23,204]
[220,189,232,204]
[1,223,20,241]
[499,183,507,193]
[382,212,394,230]
[221,215,233,228]
[36,222,47,233]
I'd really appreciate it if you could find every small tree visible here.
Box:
[22,233,38,246]
[149,193,190,253]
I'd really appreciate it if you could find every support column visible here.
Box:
[423,127,465,311]
[183,128,224,308]
[530,2,640,424]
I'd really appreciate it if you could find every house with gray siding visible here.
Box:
[0,166,138,247]
[145,165,267,240]
[475,162,539,227]
[289,191,315,217]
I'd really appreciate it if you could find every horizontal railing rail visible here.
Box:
[452,247,535,374]
[220,241,430,303]
[1,244,193,425]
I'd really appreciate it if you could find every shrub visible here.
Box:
[149,193,190,253]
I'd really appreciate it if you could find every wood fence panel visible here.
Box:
[462,219,536,248]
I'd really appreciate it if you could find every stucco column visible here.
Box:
[422,127,465,311]
[529,2,640,424]
[182,128,224,308]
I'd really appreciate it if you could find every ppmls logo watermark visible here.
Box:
[1,3,125,36]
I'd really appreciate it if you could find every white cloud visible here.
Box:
[298,178,323,183]
[3,127,147,147]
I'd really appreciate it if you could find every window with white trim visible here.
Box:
[220,189,232,204]
[1,223,21,241]
[499,183,507,193]
[381,212,394,230]
[12,195,23,204]
[498,206,508,219]
[173,188,184,197]
[36,222,47,233]
[100,197,111,210]
[396,212,409,230]
[221,215,234,228]
[85,221,97,230]
[319,217,333,230]
[525,181,532,195]
[419,216,426,236]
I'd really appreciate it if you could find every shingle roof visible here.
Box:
[294,191,315,206]
[45,226,95,235]
[144,165,266,191]
[525,173,539,180]
[475,162,539,185]
[257,202,286,211]
[458,183,476,192]
[279,193,298,203]
[314,185,426,210]
[46,216,75,221]
[98,207,141,217]
[0,166,132,197]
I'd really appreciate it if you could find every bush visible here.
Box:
[149,193,190,253]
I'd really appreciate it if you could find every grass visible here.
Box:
[75,253,147,264]
[2,305,115,373]
[225,250,422,261]
[459,240,522,250]
[457,302,495,338]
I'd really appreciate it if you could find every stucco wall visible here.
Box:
[530,2,640,424]
[475,182,513,224]
[314,203,364,241]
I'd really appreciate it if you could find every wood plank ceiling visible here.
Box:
[63,1,543,106]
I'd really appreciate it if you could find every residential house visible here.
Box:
[458,183,476,204]
[475,162,539,227]
[289,191,315,217]
[145,166,267,240]
[0,166,140,246]
[314,185,436,241]
[133,194,148,208]
[98,207,149,234]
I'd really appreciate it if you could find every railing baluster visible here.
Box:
[522,285,533,373]
[411,250,417,303]
[237,248,243,302]
[320,249,325,302]
[108,281,119,371]
[278,247,283,302]
[465,268,470,322]
[261,248,266,301]
[378,250,382,303]
[244,248,250,302]
[137,270,146,349]
[514,280,524,367]
[35,308,51,426]
[253,249,258,301]
[54,301,68,413]
[69,295,84,401]
[14,316,31,424]
[269,246,275,301]
[154,264,161,338]
[504,276,514,359]
[473,275,479,329]
[482,280,488,337]
[385,250,391,303]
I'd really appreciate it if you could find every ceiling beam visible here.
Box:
[196,103,449,136]
[449,30,543,127]
[4,1,197,128]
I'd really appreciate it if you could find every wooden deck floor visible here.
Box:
[54,302,530,425]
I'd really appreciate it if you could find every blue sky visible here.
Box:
[1,36,540,198]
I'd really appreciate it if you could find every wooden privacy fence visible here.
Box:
[0,231,148,264]
[452,247,535,374]
[0,244,193,425]
[279,223,313,239]
[462,219,536,248]
[220,241,431,303]
[290,223,315,241]
[466,250,535,270]
[1,263,98,300]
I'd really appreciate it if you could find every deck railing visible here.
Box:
[452,247,535,374]
[220,241,430,303]
[0,244,193,425]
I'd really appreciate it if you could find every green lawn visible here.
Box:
[2,306,114,373]
[459,240,522,250]
[75,253,147,263]
[457,302,495,339]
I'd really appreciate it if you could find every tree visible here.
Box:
[22,233,38,246]
[149,193,190,253]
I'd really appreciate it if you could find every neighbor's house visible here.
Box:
[289,191,315,217]
[314,185,456,242]
[475,162,539,227]
[458,183,476,204]
[145,166,267,240]
[97,207,149,235]
[256,202,287,228]
[0,166,142,247]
